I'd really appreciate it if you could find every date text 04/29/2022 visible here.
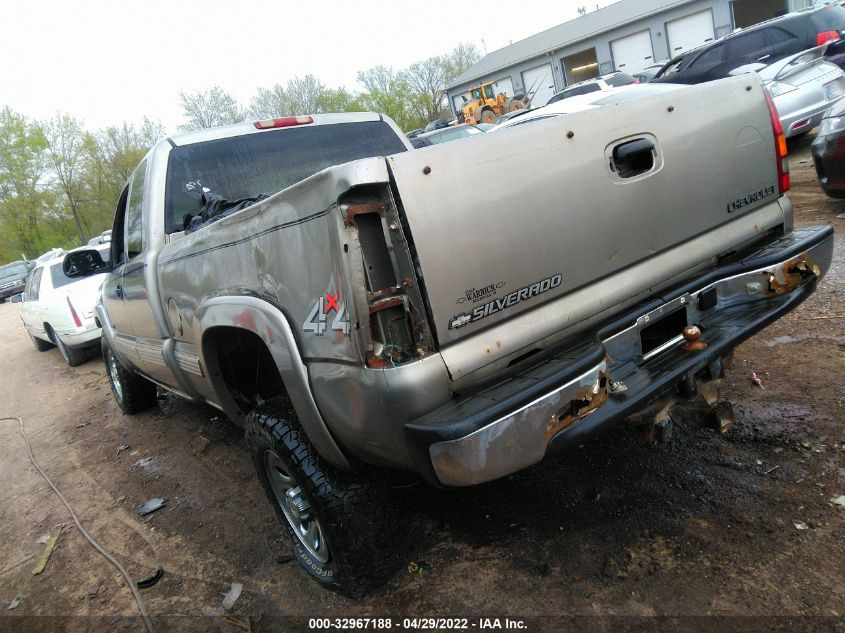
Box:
[307,617,528,630]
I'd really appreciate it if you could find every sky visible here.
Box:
[0,0,616,134]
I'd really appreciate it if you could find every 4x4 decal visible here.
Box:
[303,292,351,335]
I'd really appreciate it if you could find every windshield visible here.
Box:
[0,263,29,283]
[164,121,408,233]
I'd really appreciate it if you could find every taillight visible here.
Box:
[66,296,82,328]
[253,115,313,129]
[764,88,790,195]
[816,30,840,46]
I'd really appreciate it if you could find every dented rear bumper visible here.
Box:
[405,226,833,486]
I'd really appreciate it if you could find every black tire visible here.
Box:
[102,338,157,414]
[246,397,401,597]
[54,333,89,367]
[30,333,54,352]
[481,109,496,124]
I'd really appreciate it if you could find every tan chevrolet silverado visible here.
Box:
[63,75,833,595]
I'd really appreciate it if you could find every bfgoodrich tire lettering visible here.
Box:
[102,338,156,414]
[245,397,401,597]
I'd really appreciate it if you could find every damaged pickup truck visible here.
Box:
[64,76,833,596]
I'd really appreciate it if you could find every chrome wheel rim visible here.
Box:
[108,352,123,401]
[263,450,330,563]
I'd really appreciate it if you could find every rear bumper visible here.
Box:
[405,226,833,486]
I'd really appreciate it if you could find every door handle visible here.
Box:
[610,138,656,178]
[115,284,123,299]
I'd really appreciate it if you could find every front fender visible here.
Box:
[196,295,352,470]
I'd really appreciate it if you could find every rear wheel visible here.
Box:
[246,397,401,597]
[55,333,89,367]
[102,339,157,414]
[30,333,53,352]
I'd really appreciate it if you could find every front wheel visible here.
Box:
[102,338,157,414]
[481,109,496,124]
[245,397,401,596]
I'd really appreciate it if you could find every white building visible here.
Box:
[446,0,818,114]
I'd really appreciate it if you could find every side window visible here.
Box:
[111,185,129,266]
[764,27,801,57]
[26,268,43,302]
[687,43,727,71]
[583,83,601,93]
[125,161,147,259]
[725,30,768,60]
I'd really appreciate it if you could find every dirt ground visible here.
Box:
[0,135,842,633]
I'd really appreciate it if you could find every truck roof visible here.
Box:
[168,112,390,147]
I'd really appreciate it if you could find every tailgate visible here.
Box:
[387,75,782,347]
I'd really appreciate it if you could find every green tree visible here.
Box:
[82,118,165,234]
[356,66,419,131]
[0,108,54,261]
[178,86,244,132]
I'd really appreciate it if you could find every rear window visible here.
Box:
[50,262,75,289]
[811,6,845,31]
[164,121,408,233]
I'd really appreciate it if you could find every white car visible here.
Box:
[16,244,111,366]
[493,83,683,130]
[545,72,639,106]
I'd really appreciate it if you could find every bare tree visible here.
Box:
[443,42,482,83]
[178,86,244,132]
[44,114,88,243]
[248,75,359,119]
[403,57,447,123]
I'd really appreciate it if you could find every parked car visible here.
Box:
[86,229,113,246]
[753,47,845,136]
[61,78,834,595]
[15,244,111,366]
[34,248,66,266]
[655,4,845,84]
[410,123,483,147]
[495,83,682,130]
[494,108,534,125]
[423,119,450,132]
[0,260,33,303]
[633,61,670,83]
[812,96,845,196]
[545,72,638,105]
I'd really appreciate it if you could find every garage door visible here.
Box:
[491,77,514,98]
[666,10,716,56]
[521,63,555,107]
[611,30,654,74]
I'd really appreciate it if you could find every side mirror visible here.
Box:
[63,249,112,278]
[10,293,23,303]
